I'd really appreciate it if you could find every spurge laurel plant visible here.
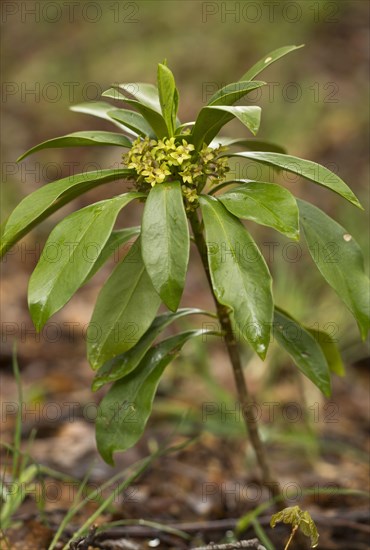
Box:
[2,47,369,498]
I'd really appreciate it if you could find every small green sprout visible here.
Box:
[270,505,319,549]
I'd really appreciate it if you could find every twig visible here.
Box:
[69,524,98,549]
[284,525,298,550]
[192,539,266,550]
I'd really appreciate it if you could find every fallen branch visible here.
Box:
[191,539,266,550]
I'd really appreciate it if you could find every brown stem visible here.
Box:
[189,210,285,505]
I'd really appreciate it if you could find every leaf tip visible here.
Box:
[359,321,370,341]
[32,318,44,334]
[162,291,181,313]
[255,341,269,360]
[289,228,300,241]
[91,380,101,392]
[89,358,100,372]
[99,447,115,466]
[29,304,45,333]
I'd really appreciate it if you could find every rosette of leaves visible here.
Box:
[2,45,369,465]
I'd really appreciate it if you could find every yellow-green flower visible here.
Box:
[122,136,229,208]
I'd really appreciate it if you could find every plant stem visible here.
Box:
[189,211,284,504]
[284,525,298,550]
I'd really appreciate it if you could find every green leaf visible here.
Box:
[200,195,273,358]
[192,106,261,149]
[173,88,179,126]
[209,137,286,154]
[28,194,142,331]
[96,329,216,464]
[141,182,190,311]
[240,45,304,81]
[82,226,141,285]
[299,510,319,548]
[0,169,133,258]
[207,80,265,106]
[104,87,168,137]
[157,63,178,135]
[87,238,161,370]
[116,82,162,112]
[218,182,299,240]
[92,308,211,391]
[307,327,345,376]
[70,101,138,136]
[175,121,195,135]
[119,99,169,138]
[17,131,132,162]
[298,199,370,339]
[106,108,155,137]
[102,87,129,101]
[226,151,362,208]
[273,308,331,396]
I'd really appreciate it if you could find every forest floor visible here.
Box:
[1,296,369,550]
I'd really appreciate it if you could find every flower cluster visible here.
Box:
[122,136,229,210]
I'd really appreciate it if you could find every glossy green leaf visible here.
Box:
[240,45,304,81]
[103,89,162,137]
[87,238,161,370]
[307,327,345,376]
[298,199,370,339]
[70,101,137,136]
[175,121,195,135]
[209,137,286,154]
[120,99,168,138]
[226,152,362,208]
[17,132,132,162]
[174,88,180,126]
[116,82,162,112]
[96,329,217,464]
[0,169,133,258]
[207,80,265,106]
[106,108,154,137]
[92,308,211,391]
[141,181,190,311]
[157,63,178,135]
[273,308,331,396]
[104,87,168,137]
[102,87,127,100]
[192,106,261,149]
[200,195,273,358]
[106,84,183,131]
[218,182,299,240]
[28,194,142,331]
[82,226,141,285]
